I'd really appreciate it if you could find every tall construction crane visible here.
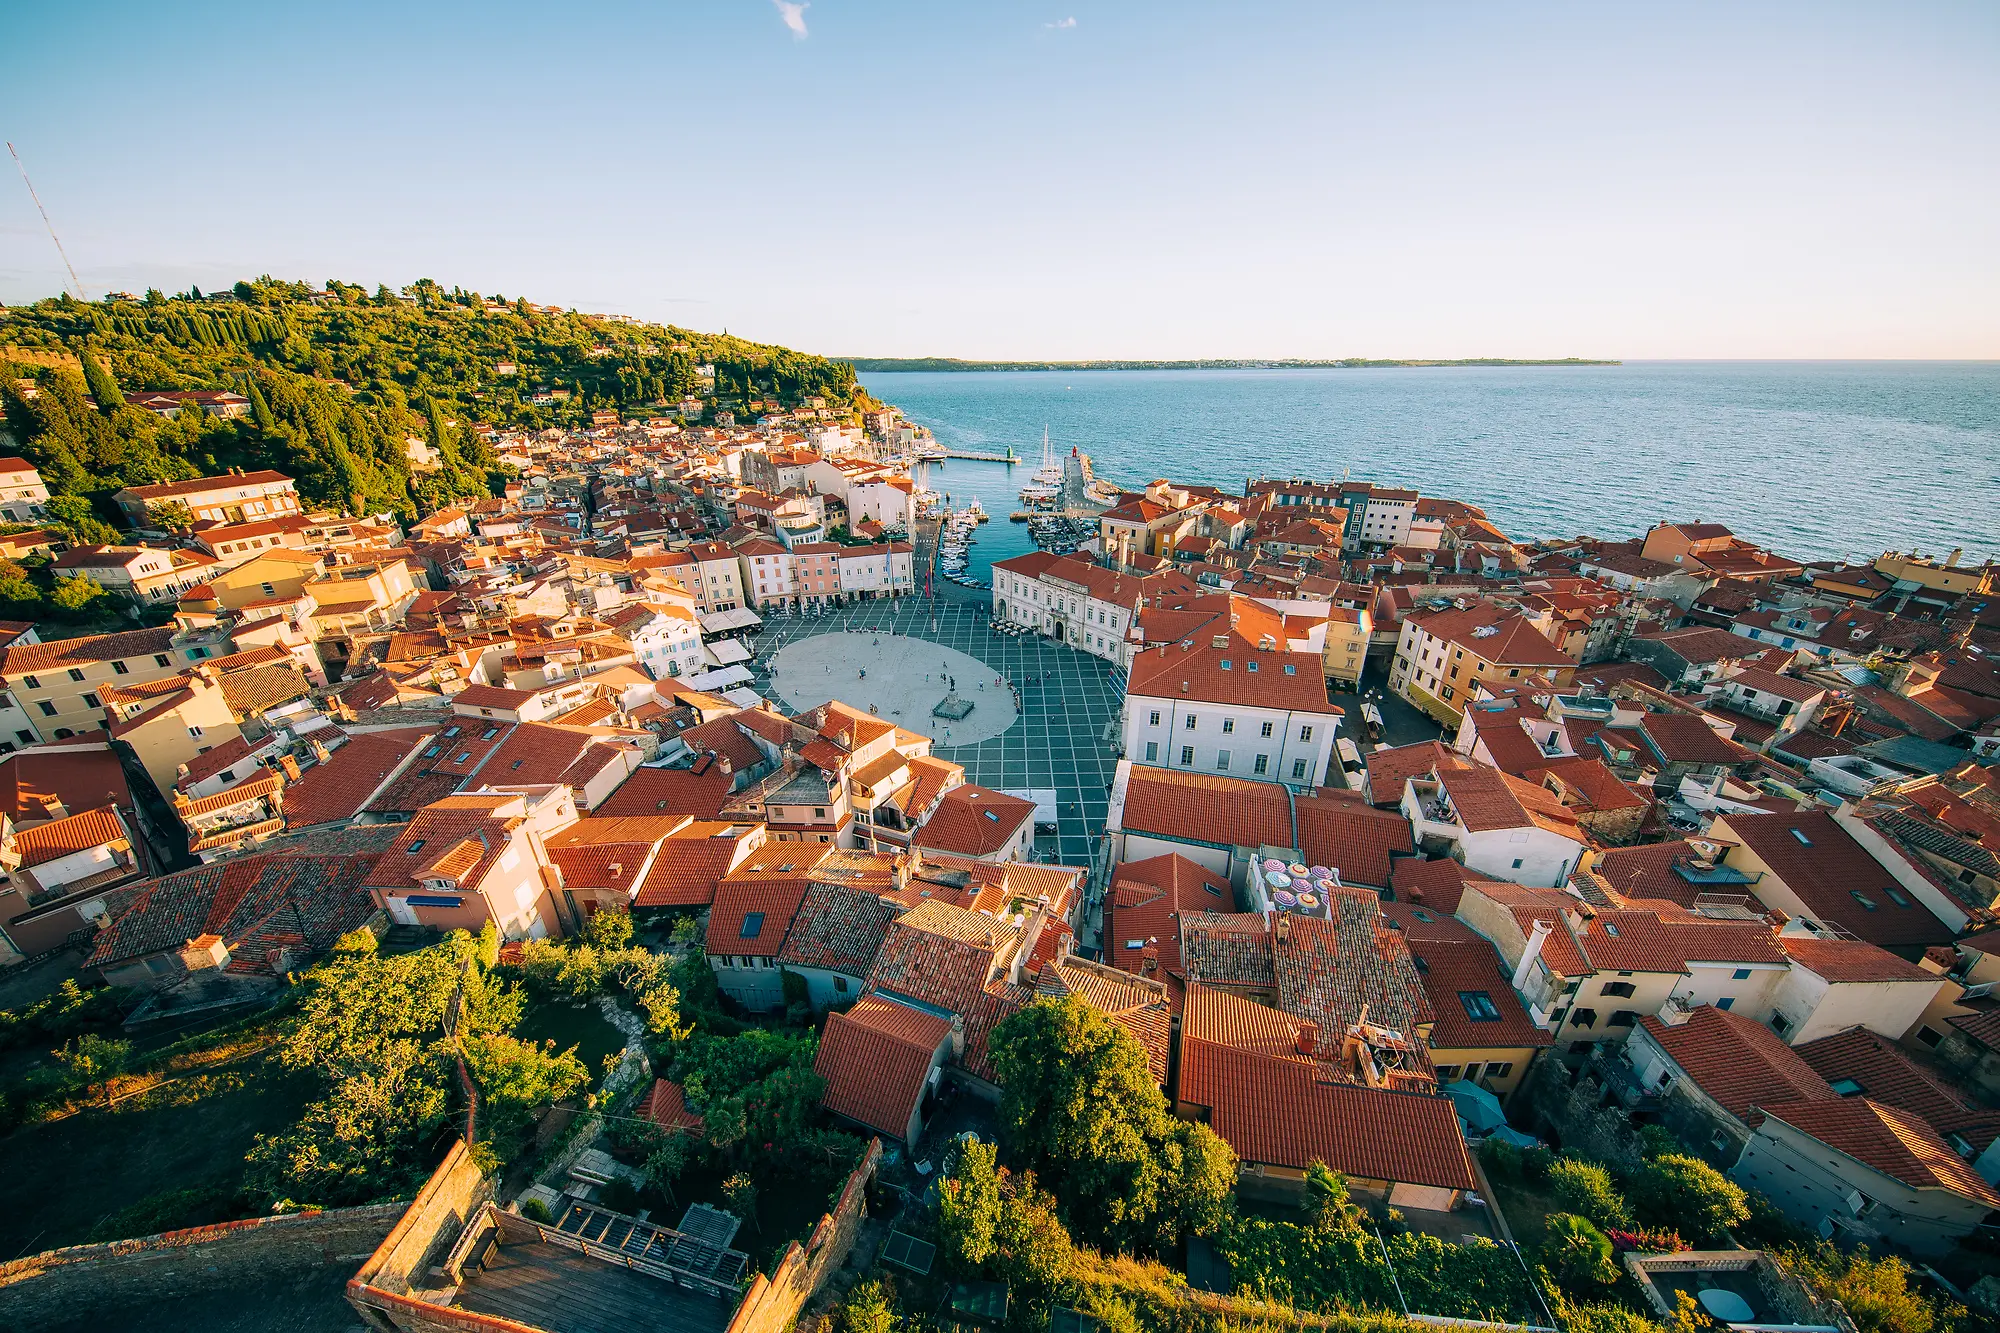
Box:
[8,141,88,301]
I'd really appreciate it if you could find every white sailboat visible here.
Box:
[1019,425,1065,501]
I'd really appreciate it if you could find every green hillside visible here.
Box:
[0,276,863,527]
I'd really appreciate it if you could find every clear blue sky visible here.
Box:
[3,1,1996,359]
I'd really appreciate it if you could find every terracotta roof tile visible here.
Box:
[0,626,178,677]
[1779,934,1937,984]
[1795,1027,2000,1153]
[1179,984,1476,1190]
[11,805,129,866]
[815,996,951,1139]
[639,1078,705,1133]
[776,880,901,976]
[913,785,1035,857]
[1640,1007,1836,1125]
[282,729,431,828]
[1414,937,1553,1052]
[1759,1097,2000,1206]
[1724,811,1954,949]
[1292,789,1413,889]
[1121,767,1294,850]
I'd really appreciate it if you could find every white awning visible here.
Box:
[699,607,764,634]
[704,638,753,666]
[1004,788,1060,828]
[721,687,765,710]
[681,665,754,691]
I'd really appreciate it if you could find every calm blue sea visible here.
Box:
[860,363,2000,580]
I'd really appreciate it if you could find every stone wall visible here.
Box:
[0,1204,403,1327]
[346,1139,495,1330]
[1517,1054,1647,1174]
[725,1138,882,1333]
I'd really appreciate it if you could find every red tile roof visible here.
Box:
[11,805,128,866]
[1795,1027,2000,1153]
[815,996,952,1139]
[596,764,734,820]
[1126,630,1338,713]
[1388,857,1492,914]
[1414,938,1554,1053]
[0,626,178,676]
[913,785,1035,857]
[634,825,757,907]
[1778,934,1937,984]
[639,1079,705,1132]
[1106,852,1234,984]
[776,880,901,976]
[1179,984,1476,1190]
[1640,1007,1836,1126]
[1638,712,1754,766]
[282,729,431,828]
[864,901,1023,1081]
[706,877,813,957]
[1409,606,1571,668]
[1759,1098,2000,1206]
[1292,789,1413,889]
[1121,766,1295,850]
[1724,811,1954,950]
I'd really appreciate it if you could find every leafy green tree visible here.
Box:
[49,573,111,615]
[1791,1246,1950,1333]
[333,927,379,956]
[1544,1213,1618,1291]
[840,1279,900,1333]
[722,1172,759,1231]
[584,910,634,951]
[936,1136,1002,1270]
[146,500,194,532]
[54,1033,131,1100]
[1549,1156,1633,1230]
[462,1032,588,1163]
[246,932,521,1204]
[995,1171,1076,1292]
[1631,1154,1748,1241]
[44,494,120,544]
[644,1132,692,1200]
[990,997,1235,1253]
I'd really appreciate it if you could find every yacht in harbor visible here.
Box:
[1018,426,1065,502]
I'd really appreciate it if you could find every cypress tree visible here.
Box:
[77,343,124,414]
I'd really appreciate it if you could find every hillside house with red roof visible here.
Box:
[1401,760,1588,887]
[1708,811,1955,956]
[1175,982,1476,1210]
[1389,603,1575,726]
[815,996,955,1148]
[1735,1095,2000,1256]
[363,786,578,938]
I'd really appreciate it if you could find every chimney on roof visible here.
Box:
[179,933,230,974]
[1295,1019,1319,1057]
[1512,918,1553,991]
[39,796,67,821]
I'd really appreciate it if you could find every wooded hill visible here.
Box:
[0,276,864,526]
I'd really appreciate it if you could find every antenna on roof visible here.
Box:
[9,142,87,301]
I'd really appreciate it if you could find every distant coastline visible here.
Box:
[846,356,1621,372]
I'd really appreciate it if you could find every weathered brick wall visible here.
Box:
[0,1204,403,1326]
[725,1138,882,1333]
